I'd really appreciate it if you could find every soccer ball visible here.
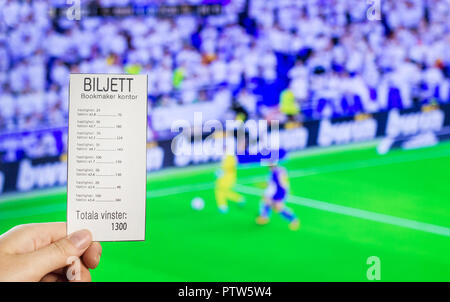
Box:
[191,197,205,211]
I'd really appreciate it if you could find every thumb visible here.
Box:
[20,229,92,281]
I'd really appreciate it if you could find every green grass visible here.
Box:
[1,141,450,281]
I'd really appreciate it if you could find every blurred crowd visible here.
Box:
[0,0,449,134]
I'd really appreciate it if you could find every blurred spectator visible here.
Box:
[0,0,449,135]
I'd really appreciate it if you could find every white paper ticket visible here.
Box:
[67,73,147,241]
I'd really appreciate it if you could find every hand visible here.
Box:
[0,222,102,282]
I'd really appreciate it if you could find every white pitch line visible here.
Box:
[1,147,446,205]
[234,184,450,237]
[145,146,450,197]
[147,182,213,198]
[239,147,450,185]
[1,142,448,204]
[3,181,450,238]
[2,145,450,234]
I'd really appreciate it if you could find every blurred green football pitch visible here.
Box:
[1,140,449,281]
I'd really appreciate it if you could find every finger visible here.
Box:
[18,229,92,281]
[40,273,67,282]
[82,242,102,269]
[0,222,67,254]
[51,268,66,275]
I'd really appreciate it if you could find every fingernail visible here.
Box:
[68,229,92,250]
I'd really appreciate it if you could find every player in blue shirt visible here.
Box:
[256,163,300,231]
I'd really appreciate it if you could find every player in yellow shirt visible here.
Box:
[215,151,245,213]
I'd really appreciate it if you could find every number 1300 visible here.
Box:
[112,222,127,231]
